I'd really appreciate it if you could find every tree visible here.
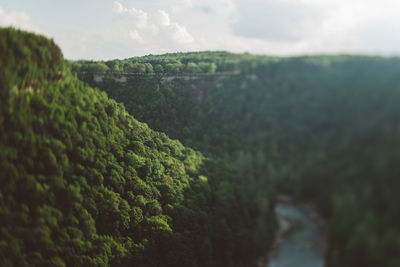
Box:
[87,62,109,72]
[185,62,200,73]
[154,64,164,73]
[144,63,154,73]
[125,63,146,73]
[165,61,183,74]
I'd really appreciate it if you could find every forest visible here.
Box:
[2,25,400,267]
[0,28,276,267]
[77,52,400,267]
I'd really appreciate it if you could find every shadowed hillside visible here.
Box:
[77,53,400,267]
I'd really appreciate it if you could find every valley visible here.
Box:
[2,27,400,267]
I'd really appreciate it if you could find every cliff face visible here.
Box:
[89,72,232,84]
[93,73,128,83]
[82,72,261,108]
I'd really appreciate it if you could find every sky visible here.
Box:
[1,0,400,60]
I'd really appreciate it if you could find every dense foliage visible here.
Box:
[70,51,277,74]
[81,53,400,267]
[0,28,276,267]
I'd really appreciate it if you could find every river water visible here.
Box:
[266,203,325,267]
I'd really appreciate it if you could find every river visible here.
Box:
[266,203,325,267]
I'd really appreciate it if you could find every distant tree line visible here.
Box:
[70,51,278,75]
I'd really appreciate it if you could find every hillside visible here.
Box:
[77,53,400,267]
[0,28,276,267]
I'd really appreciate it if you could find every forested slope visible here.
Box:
[0,28,276,267]
[79,53,400,267]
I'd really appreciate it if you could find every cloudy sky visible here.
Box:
[1,0,400,59]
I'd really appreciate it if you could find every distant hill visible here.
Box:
[0,27,276,267]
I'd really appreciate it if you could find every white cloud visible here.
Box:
[178,0,400,56]
[108,1,194,56]
[290,0,400,54]
[155,10,171,26]
[170,23,193,44]
[112,1,148,28]
[129,29,144,43]
[0,6,36,32]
